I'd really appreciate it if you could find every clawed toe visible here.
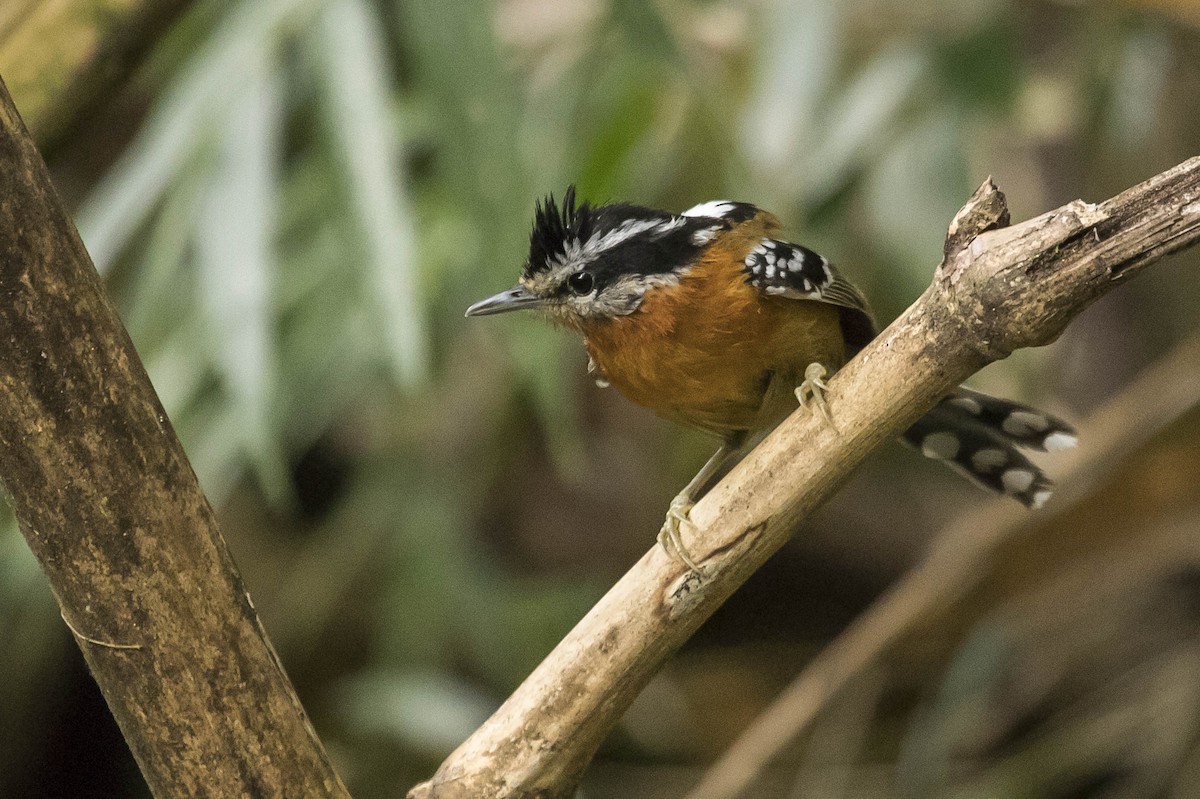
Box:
[795,362,833,425]
[658,496,701,572]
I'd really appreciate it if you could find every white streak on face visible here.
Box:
[526,215,688,297]
[589,271,684,316]
[523,213,698,323]
[682,200,736,218]
[555,217,663,267]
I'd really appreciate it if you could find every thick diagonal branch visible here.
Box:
[0,78,349,796]
[410,156,1200,799]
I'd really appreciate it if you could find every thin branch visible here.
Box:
[409,156,1200,799]
[685,327,1200,799]
[0,77,349,797]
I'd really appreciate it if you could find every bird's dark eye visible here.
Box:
[567,271,595,296]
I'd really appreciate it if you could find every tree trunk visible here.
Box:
[0,75,350,798]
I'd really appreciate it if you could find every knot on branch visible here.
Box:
[939,177,1011,268]
[935,178,1109,362]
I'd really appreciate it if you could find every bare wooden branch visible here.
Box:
[0,77,349,797]
[409,156,1200,799]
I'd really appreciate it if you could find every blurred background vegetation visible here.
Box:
[1,0,1199,797]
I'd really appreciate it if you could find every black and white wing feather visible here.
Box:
[744,238,876,352]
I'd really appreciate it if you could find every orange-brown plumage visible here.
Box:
[580,213,846,436]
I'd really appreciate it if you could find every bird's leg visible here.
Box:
[657,438,741,572]
[795,362,833,424]
[659,495,702,572]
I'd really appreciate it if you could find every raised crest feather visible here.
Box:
[528,185,596,278]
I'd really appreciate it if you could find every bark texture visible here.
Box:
[0,77,349,798]
[409,157,1200,798]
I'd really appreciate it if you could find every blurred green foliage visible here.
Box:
[1,0,1199,797]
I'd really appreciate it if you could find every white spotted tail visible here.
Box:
[902,387,1077,508]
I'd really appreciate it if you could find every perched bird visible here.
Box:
[467,187,1076,570]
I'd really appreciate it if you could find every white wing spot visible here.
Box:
[946,396,983,415]
[1043,431,1078,451]
[971,448,1007,471]
[921,432,960,460]
[1002,410,1051,437]
[1030,489,1053,509]
[1001,468,1035,494]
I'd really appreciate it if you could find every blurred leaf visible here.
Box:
[141,317,214,420]
[176,394,254,504]
[864,108,969,279]
[396,0,527,218]
[796,43,930,203]
[740,0,843,178]
[0,516,43,594]
[76,0,323,271]
[1106,22,1173,148]
[122,162,209,346]
[931,12,1022,113]
[306,0,428,388]
[194,54,288,501]
[339,669,494,757]
[462,576,602,688]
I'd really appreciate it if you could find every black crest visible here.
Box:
[525,186,711,285]
[527,185,595,278]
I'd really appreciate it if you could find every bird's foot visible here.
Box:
[795,362,833,425]
[657,493,702,573]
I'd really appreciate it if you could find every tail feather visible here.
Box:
[902,390,1077,508]
[940,387,1078,451]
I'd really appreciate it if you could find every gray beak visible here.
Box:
[464,285,546,317]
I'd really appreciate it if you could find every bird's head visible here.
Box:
[466,186,756,330]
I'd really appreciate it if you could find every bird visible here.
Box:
[466,186,1076,571]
